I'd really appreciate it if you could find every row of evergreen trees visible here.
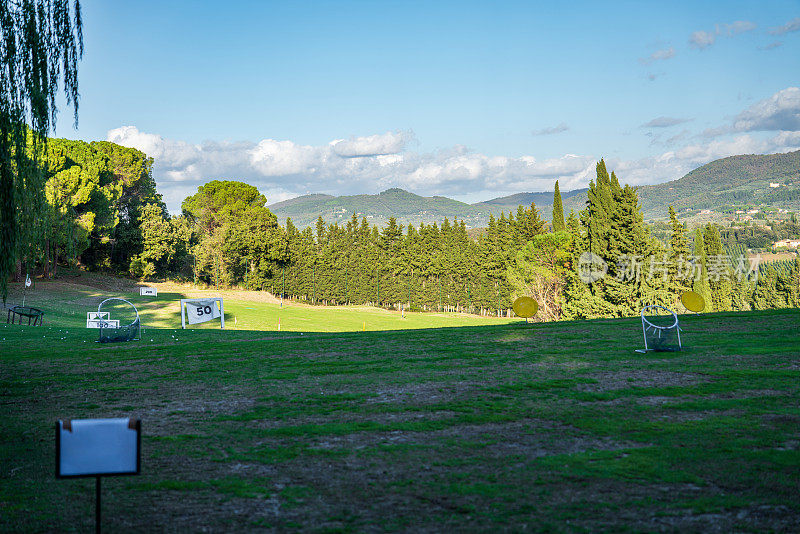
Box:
[11,134,800,319]
[179,161,800,319]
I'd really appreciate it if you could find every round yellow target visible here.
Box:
[512,296,538,318]
[680,291,705,313]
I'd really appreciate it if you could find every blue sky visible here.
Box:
[56,1,800,213]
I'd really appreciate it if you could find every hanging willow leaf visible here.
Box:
[0,0,82,301]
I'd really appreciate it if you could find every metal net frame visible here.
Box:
[638,305,681,352]
[97,298,140,343]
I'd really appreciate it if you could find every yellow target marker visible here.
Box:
[680,291,705,313]
[512,296,538,319]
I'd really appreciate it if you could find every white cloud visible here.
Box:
[641,117,691,128]
[700,87,800,139]
[639,47,675,65]
[531,123,569,136]
[718,21,756,36]
[106,126,200,169]
[689,20,755,50]
[250,139,327,176]
[689,30,716,50]
[108,98,800,215]
[769,17,800,35]
[759,41,783,51]
[107,126,597,213]
[732,87,800,132]
[330,131,412,157]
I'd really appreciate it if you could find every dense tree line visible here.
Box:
[8,137,800,320]
[176,160,800,319]
[9,138,171,279]
[719,217,800,250]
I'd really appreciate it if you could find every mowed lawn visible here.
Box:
[1,275,516,333]
[1,278,799,531]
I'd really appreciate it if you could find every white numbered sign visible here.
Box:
[139,287,157,296]
[86,312,110,328]
[180,298,224,329]
[87,319,119,329]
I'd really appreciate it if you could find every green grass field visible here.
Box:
[3,274,515,333]
[1,275,799,532]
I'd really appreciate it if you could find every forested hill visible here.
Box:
[474,189,588,220]
[270,151,800,227]
[268,188,488,228]
[268,187,588,228]
[637,150,800,217]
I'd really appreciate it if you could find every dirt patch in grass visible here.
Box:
[577,370,711,392]
[643,504,797,533]
[369,381,482,404]
[311,418,645,458]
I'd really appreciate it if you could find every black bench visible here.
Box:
[6,306,44,326]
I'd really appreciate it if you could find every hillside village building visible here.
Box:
[773,239,800,249]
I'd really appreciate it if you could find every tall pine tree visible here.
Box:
[691,229,713,311]
[667,206,691,298]
[552,180,565,232]
[702,224,732,312]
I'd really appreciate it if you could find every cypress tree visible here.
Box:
[692,229,713,311]
[702,224,732,311]
[789,257,800,308]
[667,206,691,298]
[751,264,779,310]
[566,210,581,242]
[552,180,565,232]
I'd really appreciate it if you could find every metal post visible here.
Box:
[95,476,101,534]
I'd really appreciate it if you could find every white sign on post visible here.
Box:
[89,319,120,329]
[139,287,157,296]
[180,298,224,329]
[87,312,111,328]
[56,418,141,533]
[56,418,140,477]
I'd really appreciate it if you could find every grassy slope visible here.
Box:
[1,279,799,532]
[2,273,514,334]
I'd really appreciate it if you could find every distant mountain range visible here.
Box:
[268,150,800,228]
[637,150,800,217]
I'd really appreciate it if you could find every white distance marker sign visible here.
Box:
[56,418,140,477]
[181,298,224,328]
[87,312,110,328]
[87,319,119,329]
[139,287,157,296]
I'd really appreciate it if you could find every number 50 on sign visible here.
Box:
[180,298,224,329]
